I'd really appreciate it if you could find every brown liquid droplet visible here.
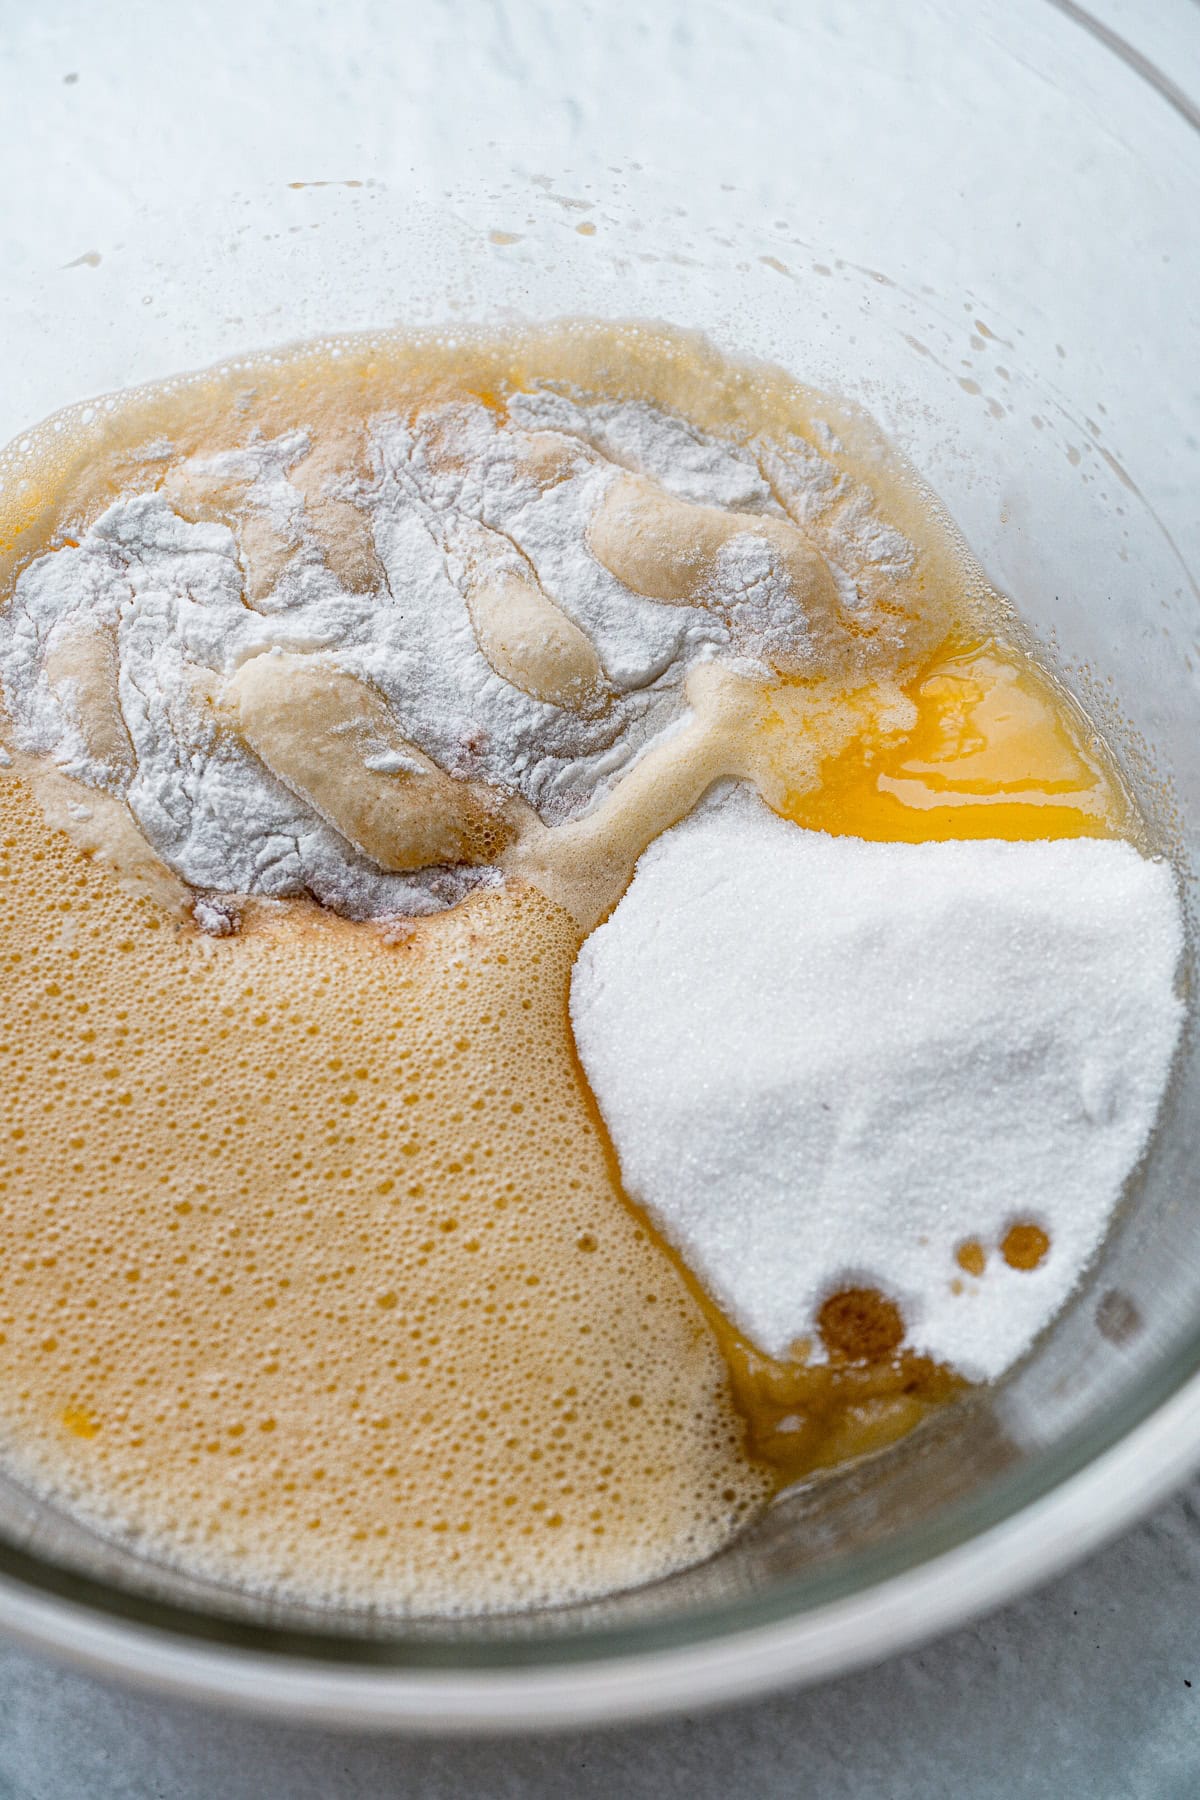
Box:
[817,1288,905,1362]
[1096,1288,1142,1346]
[956,1240,986,1278]
[1001,1223,1051,1271]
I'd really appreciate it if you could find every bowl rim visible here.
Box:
[2,1357,1199,1732]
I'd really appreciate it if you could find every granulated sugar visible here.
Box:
[570,791,1184,1380]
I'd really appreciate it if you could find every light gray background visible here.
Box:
[3,2,1199,1794]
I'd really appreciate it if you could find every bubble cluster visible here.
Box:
[0,774,768,1613]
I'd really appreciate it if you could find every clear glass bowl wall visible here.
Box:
[0,0,1198,1724]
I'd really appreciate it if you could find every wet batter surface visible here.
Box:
[0,321,1151,1614]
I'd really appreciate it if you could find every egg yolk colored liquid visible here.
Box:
[775,638,1122,844]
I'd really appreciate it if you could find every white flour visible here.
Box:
[570,792,1184,1380]
[0,390,902,917]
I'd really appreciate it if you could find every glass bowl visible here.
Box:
[1,0,1198,1731]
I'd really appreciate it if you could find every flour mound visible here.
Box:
[0,381,918,919]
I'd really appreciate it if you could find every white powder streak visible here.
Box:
[1,391,888,914]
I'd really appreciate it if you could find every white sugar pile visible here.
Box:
[570,793,1184,1381]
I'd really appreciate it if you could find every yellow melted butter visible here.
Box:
[775,636,1123,843]
[0,319,1134,1612]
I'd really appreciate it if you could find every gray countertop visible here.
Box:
[2,1475,1200,1799]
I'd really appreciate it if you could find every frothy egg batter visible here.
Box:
[0,321,1174,1613]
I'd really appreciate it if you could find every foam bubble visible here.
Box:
[0,772,767,1613]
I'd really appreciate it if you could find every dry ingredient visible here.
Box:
[571,790,1183,1380]
[0,386,922,922]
